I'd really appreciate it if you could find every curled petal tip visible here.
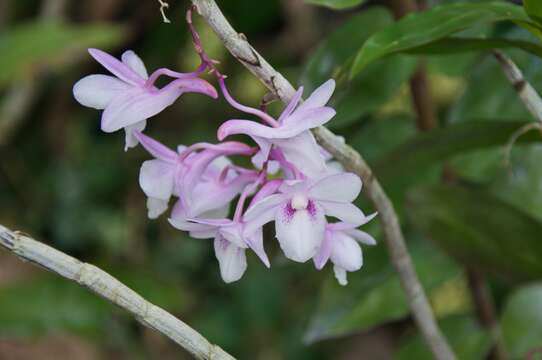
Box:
[217,123,230,141]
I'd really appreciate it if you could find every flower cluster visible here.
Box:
[73,12,376,285]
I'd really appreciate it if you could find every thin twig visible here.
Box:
[0,224,235,360]
[466,268,508,360]
[157,0,171,23]
[493,50,542,167]
[189,1,456,359]
[493,50,542,123]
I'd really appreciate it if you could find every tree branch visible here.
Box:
[493,50,542,123]
[0,224,235,360]
[189,1,456,359]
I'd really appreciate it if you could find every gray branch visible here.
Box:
[0,224,235,360]
[190,1,456,359]
[493,50,542,123]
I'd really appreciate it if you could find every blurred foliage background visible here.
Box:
[1,0,542,359]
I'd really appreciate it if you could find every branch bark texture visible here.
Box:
[0,224,235,360]
[190,1,456,359]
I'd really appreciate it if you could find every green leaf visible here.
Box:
[351,2,537,76]
[394,316,491,360]
[304,0,365,10]
[304,241,460,343]
[407,36,542,58]
[406,184,542,279]
[0,21,125,88]
[374,121,541,184]
[524,0,542,24]
[301,7,417,128]
[501,283,542,358]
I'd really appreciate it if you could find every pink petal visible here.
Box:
[250,179,282,206]
[189,173,255,216]
[313,229,333,270]
[275,201,326,262]
[243,194,285,236]
[245,228,270,268]
[277,86,304,123]
[309,173,362,203]
[214,234,247,283]
[121,50,148,79]
[88,48,144,86]
[101,86,179,132]
[134,131,178,163]
[297,79,335,111]
[73,74,130,109]
[218,108,334,141]
[139,159,176,200]
[319,201,367,225]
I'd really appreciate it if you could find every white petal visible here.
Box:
[101,84,182,133]
[73,74,130,109]
[333,265,348,286]
[243,194,285,236]
[122,50,148,79]
[214,235,247,283]
[309,173,362,203]
[219,224,247,249]
[147,197,169,219]
[319,201,367,225]
[273,132,327,177]
[124,120,147,151]
[344,229,377,245]
[330,232,362,271]
[275,201,326,263]
[139,159,175,200]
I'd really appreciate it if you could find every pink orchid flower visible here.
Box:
[73,48,217,150]
[243,172,369,263]
[217,79,336,177]
[134,131,256,219]
[180,217,270,283]
[314,220,377,286]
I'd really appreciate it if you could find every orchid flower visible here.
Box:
[134,131,257,220]
[218,80,336,177]
[314,220,377,286]
[180,217,270,283]
[243,172,369,262]
[73,48,217,150]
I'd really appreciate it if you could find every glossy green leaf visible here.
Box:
[406,184,542,279]
[304,0,365,10]
[302,7,417,128]
[374,121,541,183]
[304,241,460,343]
[407,36,542,58]
[501,283,542,358]
[0,21,125,88]
[525,0,542,23]
[394,316,491,360]
[351,2,537,76]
